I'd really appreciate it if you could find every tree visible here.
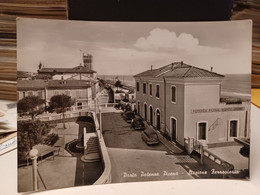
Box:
[18,120,53,160]
[18,96,45,120]
[48,94,75,128]
[114,80,123,91]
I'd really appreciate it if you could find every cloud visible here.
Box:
[134,28,199,52]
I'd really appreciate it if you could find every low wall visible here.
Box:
[91,112,112,185]
[93,129,112,184]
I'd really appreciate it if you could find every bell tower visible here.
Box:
[83,53,93,70]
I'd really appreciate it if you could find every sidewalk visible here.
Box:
[143,122,183,154]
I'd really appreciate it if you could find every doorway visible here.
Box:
[171,117,177,142]
[144,103,147,121]
[156,109,160,130]
[150,106,153,125]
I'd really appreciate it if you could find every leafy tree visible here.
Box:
[48,94,75,128]
[18,120,53,160]
[114,80,123,91]
[17,96,45,120]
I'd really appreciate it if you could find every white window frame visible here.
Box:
[196,121,208,141]
[171,85,177,104]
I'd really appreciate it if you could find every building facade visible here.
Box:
[134,62,250,147]
[17,80,93,109]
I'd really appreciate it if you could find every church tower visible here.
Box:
[83,53,93,70]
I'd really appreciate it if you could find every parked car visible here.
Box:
[141,129,159,145]
[122,111,135,123]
[131,118,145,130]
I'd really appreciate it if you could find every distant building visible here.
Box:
[134,62,250,148]
[37,54,97,80]
[17,71,32,80]
[17,52,100,108]
[17,80,93,108]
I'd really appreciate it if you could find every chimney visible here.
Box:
[171,63,174,70]
[181,61,183,66]
[211,67,213,72]
[151,65,153,71]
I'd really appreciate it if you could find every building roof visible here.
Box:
[47,80,91,89]
[17,80,91,91]
[38,65,96,74]
[134,62,224,78]
[17,71,31,79]
[17,80,46,90]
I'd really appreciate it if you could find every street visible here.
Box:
[102,112,212,183]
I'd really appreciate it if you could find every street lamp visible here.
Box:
[29,149,39,191]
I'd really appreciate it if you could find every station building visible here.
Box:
[134,62,250,148]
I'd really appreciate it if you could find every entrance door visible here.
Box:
[156,109,160,130]
[229,120,238,137]
[150,106,153,125]
[171,118,177,142]
[144,104,147,121]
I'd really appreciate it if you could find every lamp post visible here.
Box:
[29,149,39,191]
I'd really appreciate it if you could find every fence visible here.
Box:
[184,137,234,170]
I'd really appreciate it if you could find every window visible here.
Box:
[28,91,33,96]
[38,91,43,99]
[198,122,207,140]
[65,90,71,96]
[156,84,160,98]
[54,90,59,96]
[23,92,25,98]
[76,90,82,98]
[171,86,176,103]
[143,83,147,94]
[149,83,152,96]
[136,82,139,92]
[230,120,238,137]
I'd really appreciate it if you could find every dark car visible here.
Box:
[141,129,159,145]
[122,111,135,123]
[131,118,145,130]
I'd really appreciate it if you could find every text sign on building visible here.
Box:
[191,107,245,114]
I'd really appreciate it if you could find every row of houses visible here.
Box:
[134,62,250,148]
[17,54,100,109]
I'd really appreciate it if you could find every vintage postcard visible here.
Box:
[17,18,251,192]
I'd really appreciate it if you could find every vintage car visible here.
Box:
[131,118,145,130]
[122,111,135,123]
[141,129,159,145]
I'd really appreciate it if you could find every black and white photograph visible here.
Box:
[17,18,252,192]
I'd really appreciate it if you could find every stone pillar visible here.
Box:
[200,144,208,165]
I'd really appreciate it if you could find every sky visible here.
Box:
[17,18,252,75]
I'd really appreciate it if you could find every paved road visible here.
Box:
[102,112,212,183]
